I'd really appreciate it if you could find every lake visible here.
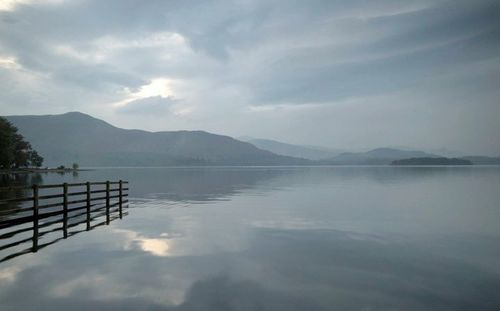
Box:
[1,166,500,310]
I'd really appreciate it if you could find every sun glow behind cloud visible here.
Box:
[114,78,173,107]
[0,0,64,11]
[135,78,172,99]
[0,56,20,70]
[0,0,28,11]
[112,78,196,117]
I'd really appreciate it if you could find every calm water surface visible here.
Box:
[1,166,500,310]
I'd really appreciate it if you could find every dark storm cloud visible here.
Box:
[0,0,499,154]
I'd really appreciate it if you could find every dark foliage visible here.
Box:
[0,117,44,168]
[391,157,473,165]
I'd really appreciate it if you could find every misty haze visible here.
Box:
[1,1,500,310]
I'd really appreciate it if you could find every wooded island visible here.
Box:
[391,157,473,165]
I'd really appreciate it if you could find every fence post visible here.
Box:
[32,184,39,252]
[119,180,123,219]
[86,182,91,231]
[106,181,110,225]
[63,183,68,238]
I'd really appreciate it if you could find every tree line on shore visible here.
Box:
[0,117,44,169]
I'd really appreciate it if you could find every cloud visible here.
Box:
[2,226,500,310]
[116,96,177,115]
[0,0,499,154]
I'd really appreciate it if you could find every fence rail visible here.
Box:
[0,180,129,263]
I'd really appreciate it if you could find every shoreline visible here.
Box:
[0,168,89,174]
[2,164,498,173]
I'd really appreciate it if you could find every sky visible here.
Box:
[0,0,499,155]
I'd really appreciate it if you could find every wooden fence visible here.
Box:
[0,181,129,262]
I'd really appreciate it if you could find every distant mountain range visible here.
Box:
[240,137,343,160]
[244,138,500,165]
[5,112,309,167]
[322,149,500,165]
[4,112,499,167]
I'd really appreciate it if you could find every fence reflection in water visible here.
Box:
[0,180,129,263]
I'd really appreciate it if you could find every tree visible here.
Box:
[0,117,44,169]
[13,133,31,168]
[0,118,15,168]
[72,163,79,170]
[30,151,44,168]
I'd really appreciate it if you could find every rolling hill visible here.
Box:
[241,138,342,160]
[5,112,309,167]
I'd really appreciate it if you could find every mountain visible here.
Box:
[241,138,342,160]
[426,148,465,158]
[5,112,310,167]
[323,148,441,165]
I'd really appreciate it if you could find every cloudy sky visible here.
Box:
[0,0,499,155]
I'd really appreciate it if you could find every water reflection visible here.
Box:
[0,177,129,263]
[0,173,44,187]
[0,174,43,221]
[1,227,499,310]
[0,167,499,310]
[0,205,128,263]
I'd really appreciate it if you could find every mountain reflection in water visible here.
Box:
[0,166,499,311]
